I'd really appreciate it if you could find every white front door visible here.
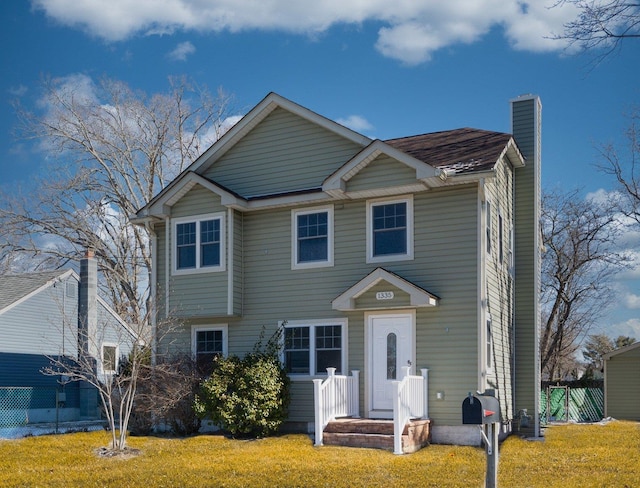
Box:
[369,313,414,415]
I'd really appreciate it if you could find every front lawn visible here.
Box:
[0,421,638,487]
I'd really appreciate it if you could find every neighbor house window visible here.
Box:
[486,200,492,255]
[486,315,493,371]
[292,206,334,269]
[498,213,504,264]
[173,213,225,274]
[366,196,413,263]
[283,320,346,376]
[102,344,118,374]
[192,325,228,375]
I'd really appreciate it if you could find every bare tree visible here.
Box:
[540,189,629,380]
[552,0,640,60]
[1,76,234,327]
[597,108,640,221]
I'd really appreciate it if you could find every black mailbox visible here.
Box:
[462,393,500,424]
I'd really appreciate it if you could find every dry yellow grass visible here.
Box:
[0,421,637,487]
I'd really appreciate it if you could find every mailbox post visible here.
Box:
[462,392,500,488]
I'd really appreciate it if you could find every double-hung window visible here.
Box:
[282,320,346,376]
[366,196,413,263]
[192,325,228,375]
[292,206,333,269]
[173,213,225,274]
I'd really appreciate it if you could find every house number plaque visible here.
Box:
[376,291,394,300]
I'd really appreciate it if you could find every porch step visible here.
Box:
[322,418,431,454]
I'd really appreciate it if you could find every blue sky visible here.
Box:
[1,1,639,341]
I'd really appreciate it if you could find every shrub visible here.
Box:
[194,329,290,437]
[130,355,202,436]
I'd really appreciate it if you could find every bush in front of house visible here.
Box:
[194,330,290,437]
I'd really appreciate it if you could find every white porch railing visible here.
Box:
[392,366,429,454]
[313,368,360,446]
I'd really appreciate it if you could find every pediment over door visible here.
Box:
[331,268,439,312]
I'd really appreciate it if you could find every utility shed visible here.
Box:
[604,342,640,421]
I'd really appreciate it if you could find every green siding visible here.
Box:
[606,346,640,421]
[203,108,364,197]
[169,185,230,318]
[512,96,542,430]
[484,158,516,421]
[347,155,417,192]
[156,183,482,426]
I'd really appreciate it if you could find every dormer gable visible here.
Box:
[332,268,439,312]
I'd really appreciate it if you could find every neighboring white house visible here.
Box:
[0,251,134,428]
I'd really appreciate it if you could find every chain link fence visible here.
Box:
[540,386,604,424]
[0,386,101,438]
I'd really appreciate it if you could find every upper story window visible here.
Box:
[292,206,334,270]
[366,196,414,263]
[282,319,346,377]
[192,325,228,376]
[173,213,225,275]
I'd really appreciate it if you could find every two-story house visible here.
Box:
[133,92,541,447]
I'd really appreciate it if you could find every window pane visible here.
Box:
[177,222,196,269]
[373,203,407,256]
[387,333,397,380]
[196,330,223,375]
[315,325,342,374]
[103,345,117,372]
[201,220,221,267]
[297,212,328,263]
[285,327,310,374]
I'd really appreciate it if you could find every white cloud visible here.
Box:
[31,0,579,65]
[167,41,196,61]
[625,293,640,309]
[605,318,640,341]
[335,115,374,133]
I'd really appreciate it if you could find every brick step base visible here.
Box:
[322,418,431,454]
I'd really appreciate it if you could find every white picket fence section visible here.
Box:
[313,368,360,446]
[313,366,429,454]
[392,367,429,454]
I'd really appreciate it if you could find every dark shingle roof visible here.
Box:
[385,128,514,174]
[0,270,69,312]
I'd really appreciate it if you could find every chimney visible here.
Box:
[78,249,98,357]
[510,94,542,438]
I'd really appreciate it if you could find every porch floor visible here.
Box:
[321,418,431,454]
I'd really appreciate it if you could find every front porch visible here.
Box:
[313,367,430,454]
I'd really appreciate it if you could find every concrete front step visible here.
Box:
[322,418,431,454]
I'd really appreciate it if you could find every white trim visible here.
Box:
[291,205,334,270]
[366,195,414,264]
[191,324,229,358]
[99,342,119,375]
[172,212,226,275]
[280,318,348,380]
[227,208,234,315]
[164,216,170,318]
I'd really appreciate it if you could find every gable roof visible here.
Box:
[134,93,526,219]
[385,128,524,174]
[187,92,372,177]
[332,268,439,311]
[604,341,640,360]
[0,269,73,315]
